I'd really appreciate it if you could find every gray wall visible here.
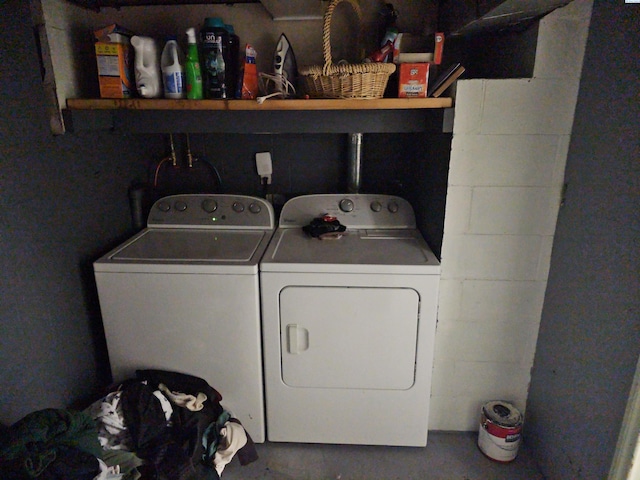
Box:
[526,1,640,478]
[0,0,448,425]
[0,0,162,423]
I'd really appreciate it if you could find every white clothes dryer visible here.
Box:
[260,194,440,447]
[94,194,275,442]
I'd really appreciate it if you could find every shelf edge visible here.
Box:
[66,98,453,111]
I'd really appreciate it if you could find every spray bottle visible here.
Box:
[131,36,162,98]
[185,28,203,100]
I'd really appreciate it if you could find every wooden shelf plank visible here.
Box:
[66,97,453,111]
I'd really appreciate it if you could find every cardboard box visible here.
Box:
[434,32,444,65]
[398,63,430,98]
[94,24,135,98]
[392,33,428,64]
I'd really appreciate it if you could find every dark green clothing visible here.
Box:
[0,408,101,478]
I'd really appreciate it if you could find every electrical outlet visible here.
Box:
[256,152,272,184]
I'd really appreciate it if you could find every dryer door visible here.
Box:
[279,286,419,390]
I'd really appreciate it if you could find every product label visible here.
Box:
[97,55,120,76]
[96,43,122,76]
[95,43,120,55]
[164,71,185,95]
[478,427,519,462]
[203,32,217,44]
[505,433,521,443]
[95,41,133,98]
[203,37,223,75]
[398,63,429,98]
[402,84,425,93]
[202,35,226,98]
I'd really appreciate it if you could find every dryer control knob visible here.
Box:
[370,201,382,212]
[249,202,262,214]
[157,201,171,212]
[201,199,218,213]
[339,198,354,212]
[174,201,188,212]
[388,201,399,213]
[232,202,245,213]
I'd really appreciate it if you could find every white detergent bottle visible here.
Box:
[161,37,186,99]
[131,36,162,98]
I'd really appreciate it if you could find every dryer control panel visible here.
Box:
[148,194,275,229]
[279,194,416,229]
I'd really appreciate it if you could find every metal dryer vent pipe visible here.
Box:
[347,132,363,194]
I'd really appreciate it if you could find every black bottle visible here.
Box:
[225,24,240,98]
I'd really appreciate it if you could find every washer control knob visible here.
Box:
[157,201,171,212]
[370,201,383,212]
[201,199,218,213]
[339,198,354,212]
[232,202,245,213]
[174,201,188,212]
[249,202,262,214]
[388,201,399,213]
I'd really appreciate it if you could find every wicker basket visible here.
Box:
[299,0,396,99]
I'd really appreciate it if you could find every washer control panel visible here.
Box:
[279,194,416,229]
[148,194,275,229]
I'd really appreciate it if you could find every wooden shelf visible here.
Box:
[68,0,258,9]
[66,97,453,111]
[63,97,453,134]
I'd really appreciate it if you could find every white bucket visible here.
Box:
[478,400,523,463]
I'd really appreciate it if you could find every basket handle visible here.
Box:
[321,0,363,76]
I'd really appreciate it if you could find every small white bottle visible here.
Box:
[161,37,186,99]
[131,36,162,98]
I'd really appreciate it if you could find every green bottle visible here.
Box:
[185,27,203,100]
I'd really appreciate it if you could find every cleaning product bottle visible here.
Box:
[161,36,186,99]
[184,27,203,100]
[240,44,258,99]
[131,36,162,98]
[225,24,240,98]
[200,17,229,99]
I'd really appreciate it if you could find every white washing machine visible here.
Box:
[260,194,440,447]
[94,194,275,442]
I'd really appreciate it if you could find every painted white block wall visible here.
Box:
[429,0,593,431]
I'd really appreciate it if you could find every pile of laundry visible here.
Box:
[0,369,258,480]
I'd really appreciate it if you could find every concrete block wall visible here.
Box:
[429,0,593,431]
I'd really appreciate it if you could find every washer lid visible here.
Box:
[109,229,268,262]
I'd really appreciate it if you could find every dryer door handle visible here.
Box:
[286,324,309,354]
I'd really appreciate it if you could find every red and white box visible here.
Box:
[398,63,430,98]
[434,32,444,65]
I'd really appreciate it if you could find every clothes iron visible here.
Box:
[272,33,297,96]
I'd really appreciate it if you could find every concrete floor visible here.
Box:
[222,432,543,480]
